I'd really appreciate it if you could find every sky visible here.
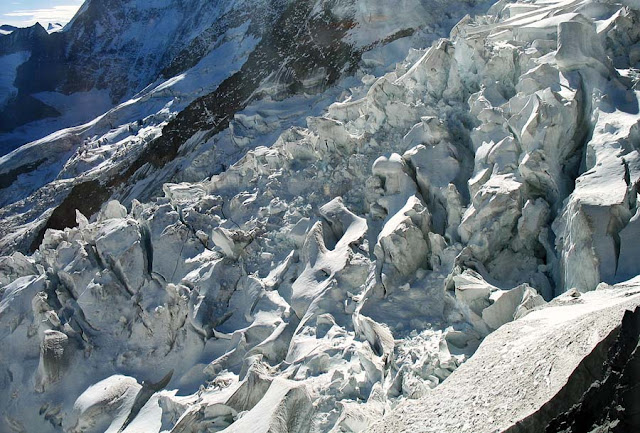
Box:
[1,0,84,28]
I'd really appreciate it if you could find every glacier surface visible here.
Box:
[1,0,640,432]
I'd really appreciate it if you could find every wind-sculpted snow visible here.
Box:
[1,0,640,432]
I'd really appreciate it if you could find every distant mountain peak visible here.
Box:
[0,24,19,35]
[46,22,64,33]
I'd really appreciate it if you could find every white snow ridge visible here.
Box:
[2,0,640,432]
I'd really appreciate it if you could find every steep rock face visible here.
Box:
[1,0,640,432]
[0,0,289,149]
[0,23,61,131]
[543,299,640,433]
[0,23,50,57]
[55,0,298,102]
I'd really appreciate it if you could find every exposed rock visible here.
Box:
[543,303,640,433]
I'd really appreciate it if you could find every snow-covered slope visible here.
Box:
[1,0,640,432]
[370,283,640,432]
[0,0,291,152]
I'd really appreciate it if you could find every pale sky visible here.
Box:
[1,0,84,28]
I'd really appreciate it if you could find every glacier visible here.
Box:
[1,0,640,432]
